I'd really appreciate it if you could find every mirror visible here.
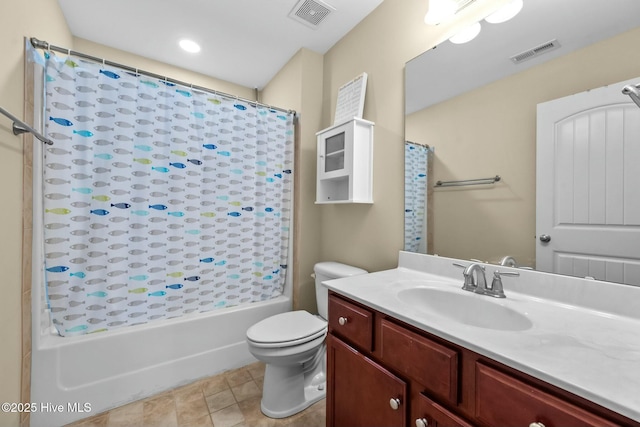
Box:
[405,0,640,278]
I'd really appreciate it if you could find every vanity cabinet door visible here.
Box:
[413,393,475,427]
[475,363,619,427]
[327,334,407,427]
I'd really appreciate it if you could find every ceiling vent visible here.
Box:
[288,0,335,29]
[510,39,561,64]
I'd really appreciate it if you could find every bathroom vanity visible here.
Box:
[324,252,640,427]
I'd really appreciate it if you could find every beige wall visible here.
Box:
[318,0,506,273]
[406,26,640,266]
[261,49,325,313]
[0,1,72,425]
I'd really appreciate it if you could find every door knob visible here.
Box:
[338,316,348,326]
[415,418,429,427]
[539,234,551,243]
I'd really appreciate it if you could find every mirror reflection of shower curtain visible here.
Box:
[39,50,294,336]
[404,142,432,253]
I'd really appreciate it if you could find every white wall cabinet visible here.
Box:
[316,118,374,204]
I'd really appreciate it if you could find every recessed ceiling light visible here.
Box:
[179,39,201,53]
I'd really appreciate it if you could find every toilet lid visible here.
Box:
[247,310,327,345]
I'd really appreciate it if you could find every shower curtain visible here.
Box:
[41,51,294,336]
[404,142,430,253]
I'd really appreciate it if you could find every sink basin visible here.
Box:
[396,287,532,331]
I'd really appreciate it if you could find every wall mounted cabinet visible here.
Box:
[316,118,373,204]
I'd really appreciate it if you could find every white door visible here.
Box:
[536,77,640,286]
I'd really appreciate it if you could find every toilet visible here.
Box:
[246,262,367,418]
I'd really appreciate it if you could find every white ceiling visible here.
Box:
[57,0,384,90]
[406,0,640,114]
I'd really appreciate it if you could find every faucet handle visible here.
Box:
[489,270,520,298]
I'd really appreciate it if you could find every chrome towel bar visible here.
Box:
[0,106,53,145]
[435,175,501,188]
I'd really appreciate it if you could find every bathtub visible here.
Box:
[30,142,294,427]
[31,290,290,427]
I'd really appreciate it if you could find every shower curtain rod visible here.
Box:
[406,140,430,148]
[30,37,296,117]
[0,105,53,145]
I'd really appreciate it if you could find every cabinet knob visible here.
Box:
[529,423,546,427]
[389,398,401,410]
[415,418,429,427]
[338,316,348,326]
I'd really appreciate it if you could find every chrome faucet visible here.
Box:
[454,263,487,293]
[465,263,488,293]
[453,263,519,298]
[499,256,517,267]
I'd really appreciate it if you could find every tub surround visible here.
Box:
[323,251,640,423]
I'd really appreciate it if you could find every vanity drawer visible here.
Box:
[475,363,619,427]
[380,319,458,405]
[328,295,373,351]
[413,393,474,427]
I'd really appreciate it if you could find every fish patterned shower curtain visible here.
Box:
[41,52,294,336]
[404,142,430,253]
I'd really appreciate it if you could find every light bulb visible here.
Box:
[485,0,524,24]
[449,21,482,44]
[424,0,457,25]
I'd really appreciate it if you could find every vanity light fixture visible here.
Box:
[424,0,479,25]
[179,39,201,53]
[424,0,458,25]
[449,21,482,44]
[484,0,523,24]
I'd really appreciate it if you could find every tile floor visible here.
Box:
[64,361,326,427]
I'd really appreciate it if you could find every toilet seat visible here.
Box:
[247,310,327,349]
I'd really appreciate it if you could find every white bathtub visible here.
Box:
[31,291,290,427]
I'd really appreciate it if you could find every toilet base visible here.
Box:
[259,345,326,419]
[261,379,325,419]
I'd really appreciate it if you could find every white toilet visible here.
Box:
[246,262,367,418]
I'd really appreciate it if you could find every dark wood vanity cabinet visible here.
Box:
[327,292,639,427]
[327,296,406,427]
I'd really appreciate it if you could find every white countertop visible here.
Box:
[323,252,640,422]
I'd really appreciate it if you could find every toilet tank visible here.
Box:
[314,262,367,320]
